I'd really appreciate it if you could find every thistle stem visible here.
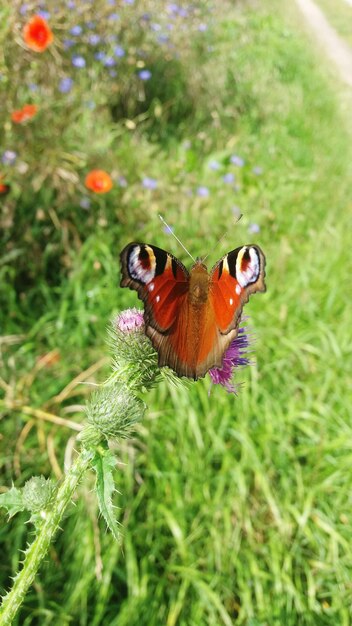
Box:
[0,449,93,626]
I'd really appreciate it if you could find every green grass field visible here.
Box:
[1,0,352,624]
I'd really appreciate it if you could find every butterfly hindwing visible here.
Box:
[120,242,189,333]
[210,245,266,334]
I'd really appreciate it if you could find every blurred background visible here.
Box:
[1,0,352,624]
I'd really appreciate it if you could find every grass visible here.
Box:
[1,0,352,624]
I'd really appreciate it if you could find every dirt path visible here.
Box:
[295,0,352,87]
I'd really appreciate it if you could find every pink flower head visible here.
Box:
[209,323,251,394]
[115,308,144,333]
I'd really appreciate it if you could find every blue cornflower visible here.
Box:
[142,177,157,190]
[223,172,235,184]
[37,9,50,19]
[88,34,100,45]
[248,223,260,234]
[79,197,91,209]
[94,52,106,62]
[196,186,209,197]
[70,25,83,36]
[59,77,74,93]
[63,39,75,49]
[104,56,116,67]
[138,69,152,80]
[230,154,245,166]
[72,55,86,68]
[2,150,17,165]
[113,45,125,57]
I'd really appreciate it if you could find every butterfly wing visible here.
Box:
[120,242,190,359]
[210,244,266,335]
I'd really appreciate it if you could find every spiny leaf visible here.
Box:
[0,486,25,519]
[91,445,121,542]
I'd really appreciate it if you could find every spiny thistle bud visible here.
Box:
[109,308,161,391]
[22,476,56,513]
[85,383,146,442]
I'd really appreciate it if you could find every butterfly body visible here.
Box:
[120,242,266,380]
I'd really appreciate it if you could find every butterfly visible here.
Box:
[120,242,266,380]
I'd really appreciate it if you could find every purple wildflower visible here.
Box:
[142,176,157,190]
[37,9,50,19]
[59,77,74,93]
[117,176,128,187]
[113,45,125,57]
[20,4,29,15]
[163,224,174,235]
[67,0,75,8]
[63,39,75,49]
[70,25,82,36]
[208,159,220,171]
[108,12,120,21]
[198,23,208,32]
[223,172,235,184]
[79,197,91,209]
[72,55,86,68]
[115,308,144,333]
[230,154,245,167]
[209,325,251,394]
[253,166,263,175]
[196,186,209,197]
[94,51,106,62]
[88,34,100,45]
[2,150,17,165]
[104,56,116,67]
[28,83,38,91]
[138,69,152,81]
[248,223,260,234]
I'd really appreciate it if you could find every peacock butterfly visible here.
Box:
[120,242,266,380]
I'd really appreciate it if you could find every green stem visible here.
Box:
[0,449,93,626]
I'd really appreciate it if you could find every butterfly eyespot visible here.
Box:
[236,247,260,287]
[128,245,156,284]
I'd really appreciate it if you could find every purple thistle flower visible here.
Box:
[59,77,74,93]
[138,69,152,81]
[72,55,86,68]
[115,308,144,333]
[142,176,157,190]
[209,324,251,394]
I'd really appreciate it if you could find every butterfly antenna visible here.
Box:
[201,213,243,263]
[159,215,196,262]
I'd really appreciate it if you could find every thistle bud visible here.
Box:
[85,383,145,442]
[22,476,56,513]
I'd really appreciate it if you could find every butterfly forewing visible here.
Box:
[120,242,189,332]
[210,245,266,334]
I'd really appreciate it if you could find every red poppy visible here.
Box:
[0,176,10,196]
[23,15,54,52]
[85,170,113,194]
[11,104,38,124]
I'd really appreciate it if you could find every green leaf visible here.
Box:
[0,486,25,518]
[91,446,121,542]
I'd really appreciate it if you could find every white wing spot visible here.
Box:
[235,284,241,295]
[237,247,260,288]
[149,283,155,292]
[128,246,156,284]
[156,295,160,303]
[229,298,234,306]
